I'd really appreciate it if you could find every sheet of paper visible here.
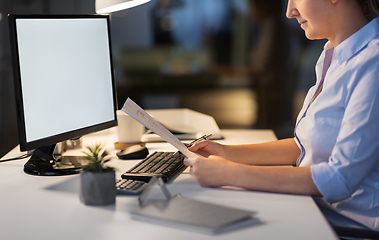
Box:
[122,98,199,158]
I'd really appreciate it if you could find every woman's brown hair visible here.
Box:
[360,0,379,19]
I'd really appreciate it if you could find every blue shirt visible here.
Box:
[294,17,379,229]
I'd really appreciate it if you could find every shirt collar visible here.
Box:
[324,41,334,51]
[324,17,379,64]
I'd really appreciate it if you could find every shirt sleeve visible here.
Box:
[311,57,379,203]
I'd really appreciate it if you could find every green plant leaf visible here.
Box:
[81,144,115,173]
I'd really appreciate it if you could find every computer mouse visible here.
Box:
[116,145,149,160]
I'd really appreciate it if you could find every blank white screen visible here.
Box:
[16,18,115,142]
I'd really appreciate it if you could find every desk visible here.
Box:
[0,128,338,240]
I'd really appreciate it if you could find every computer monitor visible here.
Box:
[8,14,118,176]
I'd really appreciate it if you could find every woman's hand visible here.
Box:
[187,140,227,158]
[183,155,233,188]
[185,140,234,187]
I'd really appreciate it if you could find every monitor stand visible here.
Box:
[24,144,82,176]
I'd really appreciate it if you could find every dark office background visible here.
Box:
[0,0,325,158]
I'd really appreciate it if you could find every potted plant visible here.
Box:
[79,144,116,206]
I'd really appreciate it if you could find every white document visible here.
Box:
[122,98,199,158]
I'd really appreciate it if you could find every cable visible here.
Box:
[0,152,33,163]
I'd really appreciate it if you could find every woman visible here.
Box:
[184,0,379,230]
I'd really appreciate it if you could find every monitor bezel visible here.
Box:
[9,14,118,152]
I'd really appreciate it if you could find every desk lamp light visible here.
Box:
[96,0,150,14]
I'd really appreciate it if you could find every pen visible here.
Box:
[187,134,213,148]
[173,134,213,156]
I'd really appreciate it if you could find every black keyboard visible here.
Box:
[121,151,186,183]
[116,179,147,195]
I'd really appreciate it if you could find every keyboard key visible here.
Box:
[121,151,187,183]
[116,179,147,195]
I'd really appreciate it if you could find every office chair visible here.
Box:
[333,226,379,239]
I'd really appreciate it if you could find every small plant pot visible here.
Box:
[80,171,116,206]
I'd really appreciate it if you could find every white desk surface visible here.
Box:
[0,128,338,240]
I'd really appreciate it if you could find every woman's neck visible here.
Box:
[328,1,370,47]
